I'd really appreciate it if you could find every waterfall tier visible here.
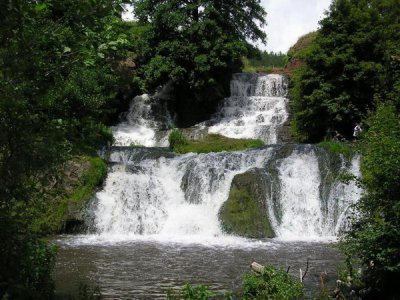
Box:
[112,73,290,147]
[208,73,289,143]
[92,145,361,240]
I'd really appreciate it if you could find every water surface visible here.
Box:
[53,236,341,299]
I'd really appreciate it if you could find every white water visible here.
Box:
[208,73,289,143]
[91,146,361,243]
[94,149,272,240]
[87,73,362,244]
[112,93,173,147]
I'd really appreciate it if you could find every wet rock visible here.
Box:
[219,169,276,238]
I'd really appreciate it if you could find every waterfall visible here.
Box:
[91,145,361,240]
[94,148,272,237]
[88,73,361,242]
[208,74,289,143]
[112,89,174,147]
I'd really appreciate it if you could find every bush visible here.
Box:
[169,129,189,151]
[0,215,56,299]
[166,284,216,300]
[242,266,304,300]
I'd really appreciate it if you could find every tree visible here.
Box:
[131,0,267,125]
[290,0,400,142]
[343,103,400,299]
[0,1,132,297]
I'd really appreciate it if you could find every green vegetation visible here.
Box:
[318,141,355,160]
[219,171,275,238]
[0,1,131,297]
[29,156,107,234]
[166,284,216,300]
[170,133,264,154]
[132,0,267,125]
[289,0,400,142]
[165,266,303,299]
[287,32,318,61]
[242,267,304,300]
[242,50,288,73]
[0,217,57,299]
[341,103,400,299]
[169,129,189,151]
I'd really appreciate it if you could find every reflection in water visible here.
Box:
[53,237,341,299]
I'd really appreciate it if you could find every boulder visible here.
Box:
[219,169,275,238]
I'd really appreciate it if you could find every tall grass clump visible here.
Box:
[168,129,188,151]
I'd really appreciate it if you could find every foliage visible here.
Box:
[243,50,288,73]
[289,0,400,142]
[133,0,266,89]
[169,129,189,151]
[172,134,264,154]
[0,0,131,296]
[242,267,304,300]
[166,284,216,300]
[342,103,400,299]
[132,0,267,125]
[0,215,57,299]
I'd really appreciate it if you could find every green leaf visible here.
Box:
[34,3,47,11]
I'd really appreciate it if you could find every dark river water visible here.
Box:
[52,235,341,299]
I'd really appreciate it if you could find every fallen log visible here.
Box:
[250,262,265,274]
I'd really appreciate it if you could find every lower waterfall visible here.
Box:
[90,145,361,241]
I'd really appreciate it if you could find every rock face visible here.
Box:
[219,169,276,238]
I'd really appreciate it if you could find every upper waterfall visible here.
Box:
[111,73,290,147]
[208,73,289,144]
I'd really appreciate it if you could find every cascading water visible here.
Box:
[91,146,361,241]
[112,87,174,147]
[88,73,361,242]
[208,73,289,143]
[93,148,272,240]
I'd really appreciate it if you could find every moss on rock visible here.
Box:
[29,156,107,234]
[219,169,275,238]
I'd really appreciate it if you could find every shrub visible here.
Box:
[168,129,189,150]
[0,215,56,299]
[166,284,216,300]
[242,266,304,300]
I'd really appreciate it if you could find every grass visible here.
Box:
[318,141,356,159]
[172,133,264,154]
[242,57,284,74]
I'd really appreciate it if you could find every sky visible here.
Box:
[260,0,332,53]
[122,0,333,54]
